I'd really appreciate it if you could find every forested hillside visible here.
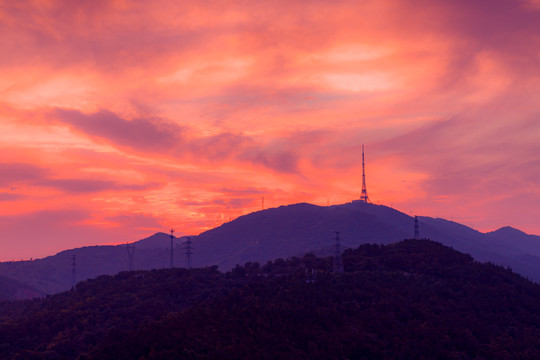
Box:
[1,239,540,359]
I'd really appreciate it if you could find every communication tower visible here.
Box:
[183,236,193,269]
[169,228,175,268]
[414,216,420,239]
[360,145,370,203]
[333,231,344,274]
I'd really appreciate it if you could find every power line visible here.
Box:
[183,236,193,269]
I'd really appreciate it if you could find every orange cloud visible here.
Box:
[0,0,539,259]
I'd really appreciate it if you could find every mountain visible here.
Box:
[194,201,409,270]
[0,233,191,295]
[0,274,43,301]
[2,240,540,359]
[1,201,540,296]
[194,201,540,281]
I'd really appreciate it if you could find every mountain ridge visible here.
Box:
[1,201,539,297]
[2,239,540,359]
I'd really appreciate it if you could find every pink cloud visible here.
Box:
[0,0,539,259]
[37,178,162,194]
[0,209,162,260]
[0,163,46,187]
[52,108,184,152]
[52,107,303,173]
[0,192,24,202]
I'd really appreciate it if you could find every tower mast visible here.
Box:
[360,145,370,203]
[183,236,193,269]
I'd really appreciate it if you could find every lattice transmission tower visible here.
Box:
[360,145,370,203]
[183,236,193,269]
[333,231,344,274]
[414,216,420,239]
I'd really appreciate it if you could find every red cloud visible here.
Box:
[0,0,539,259]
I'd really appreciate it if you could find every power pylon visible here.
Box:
[183,236,193,269]
[414,216,420,239]
[333,231,344,274]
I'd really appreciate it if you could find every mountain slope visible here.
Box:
[194,202,408,270]
[0,233,190,295]
[1,201,540,296]
[0,274,43,301]
[194,201,540,281]
[2,240,540,359]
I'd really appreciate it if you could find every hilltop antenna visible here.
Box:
[360,145,370,203]
[71,255,76,291]
[333,231,344,274]
[169,228,175,268]
[126,243,135,271]
[414,216,420,239]
[183,236,193,269]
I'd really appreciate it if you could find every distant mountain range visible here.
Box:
[3,239,540,359]
[1,201,539,298]
[0,233,188,297]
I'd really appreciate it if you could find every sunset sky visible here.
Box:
[1,0,539,260]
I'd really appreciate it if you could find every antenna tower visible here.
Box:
[71,255,76,290]
[360,145,370,203]
[169,228,175,268]
[333,231,344,274]
[183,236,193,269]
[414,216,420,239]
[262,196,265,210]
[126,243,135,271]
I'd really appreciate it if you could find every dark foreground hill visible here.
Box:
[2,240,540,359]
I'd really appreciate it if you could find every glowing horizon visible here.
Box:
[0,0,539,260]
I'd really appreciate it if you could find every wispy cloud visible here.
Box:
[52,108,184,152]
[0,0,539,258]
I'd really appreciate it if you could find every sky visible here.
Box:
[0,0,539,260]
